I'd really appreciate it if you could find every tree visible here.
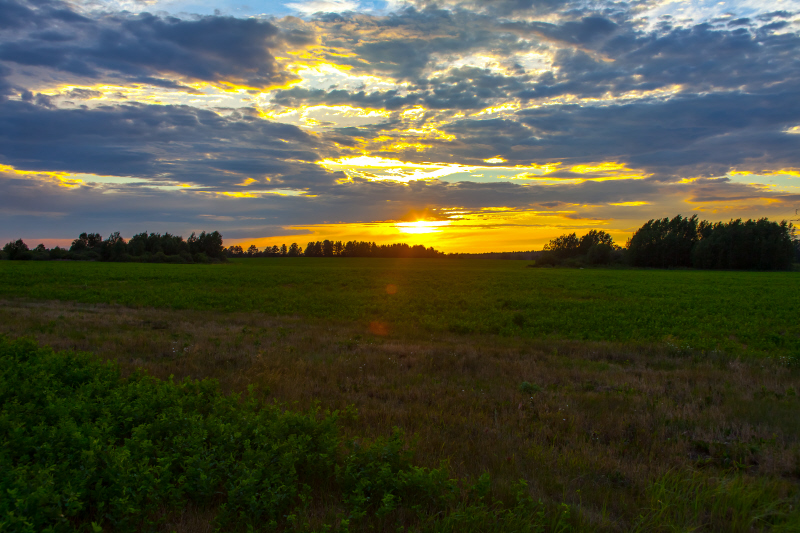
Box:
[86,233,103,249]
[3,239,30,260]
[226,245,244,257]
[280,244,288,256]
[127,232,148,256]
[288,243,301,257]
[794,227,800,263]
[543,233,580,259]
[189,231,224,259]
[71,233,89,252]
[578,230,614,255]
[692,218,794,270]
[246,245,258,256]
[627,215,700,268]
[101,232,127,260]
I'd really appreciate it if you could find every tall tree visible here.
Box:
[627,215,700,268]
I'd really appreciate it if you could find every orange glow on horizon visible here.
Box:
[226,210,631,253]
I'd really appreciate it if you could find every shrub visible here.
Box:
[519,381,542,394]
[0,338,560,533]
[0,337,340,533]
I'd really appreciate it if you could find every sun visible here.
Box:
[394,220,451,234]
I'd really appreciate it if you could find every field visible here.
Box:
[1,258,799,358]
[1,259,800,532]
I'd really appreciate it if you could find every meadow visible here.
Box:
[1,259,800,532]
[0,258,798,358]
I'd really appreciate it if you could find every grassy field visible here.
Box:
[1,259,799,532]
[0,258,798,358]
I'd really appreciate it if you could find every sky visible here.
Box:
[1,0,799,252]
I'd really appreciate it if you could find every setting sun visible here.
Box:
[394,220,451,234]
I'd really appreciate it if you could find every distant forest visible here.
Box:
[1,231,226,263]
[0,233,444,262]
[536,215,799,271]
[3,215,798,269]
[226,240,444,258]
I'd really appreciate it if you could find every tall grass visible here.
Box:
[633,471,800,532]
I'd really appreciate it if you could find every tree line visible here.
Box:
[225,240,444,258]
[4,216,797,269]
[627,215,796,270]
[1,231,226,263]
[537,215,798,270]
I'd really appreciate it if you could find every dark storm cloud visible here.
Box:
[0,99,337,188]
[0,0,311,88]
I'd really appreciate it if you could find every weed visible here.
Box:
[520,381,543,394]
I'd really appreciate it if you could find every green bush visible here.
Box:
[519,381,542,394]
[0,337,339,532]
[0,338,561,532]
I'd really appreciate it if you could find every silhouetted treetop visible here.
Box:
[2,231,227,263]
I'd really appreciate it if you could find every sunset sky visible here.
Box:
[1,0,799,252]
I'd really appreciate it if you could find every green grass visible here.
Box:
[2,259,800,531]
[0,337,569,533]
[1,258,798,358]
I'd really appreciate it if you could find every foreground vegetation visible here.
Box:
[0,259,798,359]
[1,337,566,533]
[0,258,798,531]
[1,301,800,532]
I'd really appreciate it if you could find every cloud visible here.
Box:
[0,99,338,189]
[1,0,800,248]
[0,0,313,89]
[287,0,360,15]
